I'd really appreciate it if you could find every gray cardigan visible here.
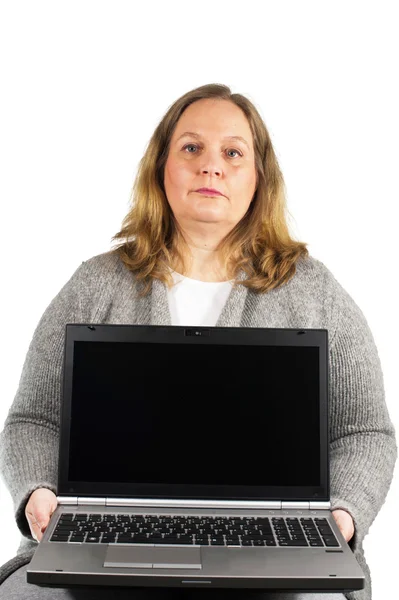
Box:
[0,250,397,599]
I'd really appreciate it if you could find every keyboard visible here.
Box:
[50,514,340,547]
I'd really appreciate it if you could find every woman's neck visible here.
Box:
[174,243,228,282]
[172,224,231,282]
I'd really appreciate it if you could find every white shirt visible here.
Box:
[167,271,233,326]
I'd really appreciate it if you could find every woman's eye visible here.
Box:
[184,144,198,153]
[183,144,242,157]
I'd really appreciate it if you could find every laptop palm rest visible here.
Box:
[104,546,202,569]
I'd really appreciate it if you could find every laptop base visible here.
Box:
[27,509,364,592]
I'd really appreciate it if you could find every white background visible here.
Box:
[0,1,398,597]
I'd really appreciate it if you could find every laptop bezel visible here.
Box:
[57,324,330,502]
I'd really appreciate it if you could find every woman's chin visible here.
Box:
[191,211,226,223]
[188,204,227,220]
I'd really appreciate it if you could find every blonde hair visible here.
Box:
[111,83,309,295]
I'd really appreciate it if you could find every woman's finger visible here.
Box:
[27,511,47,541]
[29,517,43,541]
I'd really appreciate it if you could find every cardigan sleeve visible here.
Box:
[326,269,397,553]
[0,261,88,542]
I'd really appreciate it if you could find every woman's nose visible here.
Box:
[201,166,221,176]
[199,152,223,177]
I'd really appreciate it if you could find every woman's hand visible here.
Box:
[332,508,355,542]
[25,488,58,542]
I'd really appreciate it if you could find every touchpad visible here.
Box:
[104,546,202,569]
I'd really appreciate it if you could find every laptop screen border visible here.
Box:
[57,324,330,502]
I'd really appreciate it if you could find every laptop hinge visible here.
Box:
[57,496,78,505]
[57,497,106,506]
[309,501,331,509]
[57,497,330,510]
[105,499,283,509]
[281,501,331,510]
[58,497,282,509]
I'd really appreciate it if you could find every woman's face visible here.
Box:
[164,98,257,232]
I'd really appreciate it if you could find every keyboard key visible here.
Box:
[50,534,69,542]
[322,536,339,547]
[70,534,85,542]
[300,518,314,522]
[210,537,225,545]
[177,536,194,544]
[318,525,334,535]
[280,540,308,546]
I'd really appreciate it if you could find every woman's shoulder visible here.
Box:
[294,253,360,305]
[79,249,126,275]
[292,254,360,306]
[279,253,341,300]
[291,254,365,316]
[71,249,135,288]
[59,250,140,323]
[294,253,334,282]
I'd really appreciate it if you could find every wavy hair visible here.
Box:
[111,83,309,295]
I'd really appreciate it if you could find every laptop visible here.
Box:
[27,324,365,592]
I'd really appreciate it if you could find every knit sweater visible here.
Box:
[0,250,396,599]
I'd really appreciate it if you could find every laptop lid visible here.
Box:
[58,324,329,503]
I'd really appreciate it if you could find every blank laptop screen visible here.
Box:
[67,340,321,488]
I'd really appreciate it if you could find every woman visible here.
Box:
[0,83,396,600]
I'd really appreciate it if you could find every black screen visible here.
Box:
[67,341,320,488]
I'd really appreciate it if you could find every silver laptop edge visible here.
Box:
[57,497,331,510]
